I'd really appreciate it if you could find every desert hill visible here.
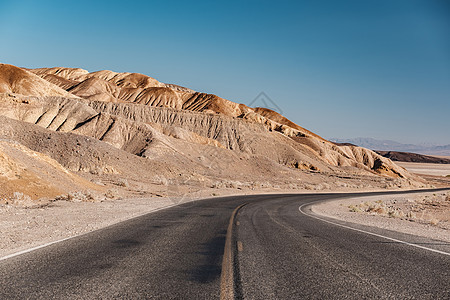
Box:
[28,65,322,138]
[0,63,429,201]
[0,64,76,98]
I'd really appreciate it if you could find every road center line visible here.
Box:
[237,241,243,252]
[220,203,246,300]
[298,203,450,256]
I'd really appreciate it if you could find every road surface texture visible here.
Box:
[0,190,449,299]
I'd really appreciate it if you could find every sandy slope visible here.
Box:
[0,139,101,201]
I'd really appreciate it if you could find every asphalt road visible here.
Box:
[0,190,449,299]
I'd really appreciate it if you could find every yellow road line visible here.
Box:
[220,203,246,300]
[237,241,243,252]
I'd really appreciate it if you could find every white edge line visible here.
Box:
[0,202,180,262]
[298,203,450,257]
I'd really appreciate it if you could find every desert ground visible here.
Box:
[396,161,450,177]
[310,158,450,244]
[313,191,450,243]
[396,160,450,187]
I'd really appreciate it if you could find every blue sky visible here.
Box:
[1,0,449,144]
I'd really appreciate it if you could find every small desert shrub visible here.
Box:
[105,189,119,199]
[228,181,238,189]
[387,210,404,218]
[153,175,168,186]
[4,192,33,206]
[348,205,362,212]
[211,180,245,189]
[429,218,440,226]
[372,206,387,214]
[303,184,314,190]
[11,192,31,202]
[55,191,102,202]
[406,211,416,219]
[314,184,324,190]
[259,182,272,188]
[288,183,298,189]
[116,178,129,187]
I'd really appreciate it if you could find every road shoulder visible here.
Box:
[311,191,450,243]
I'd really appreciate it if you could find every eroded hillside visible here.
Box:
[0,63,429,201]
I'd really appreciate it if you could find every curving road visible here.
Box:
[0,190,449,299]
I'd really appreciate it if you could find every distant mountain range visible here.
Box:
[329,137,450,156]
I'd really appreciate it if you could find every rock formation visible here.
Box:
[0,63,425,200]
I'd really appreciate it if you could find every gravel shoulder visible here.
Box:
[0,197,176,258]
[312,191,450,243]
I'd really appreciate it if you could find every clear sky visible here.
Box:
[1,0,449,144]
